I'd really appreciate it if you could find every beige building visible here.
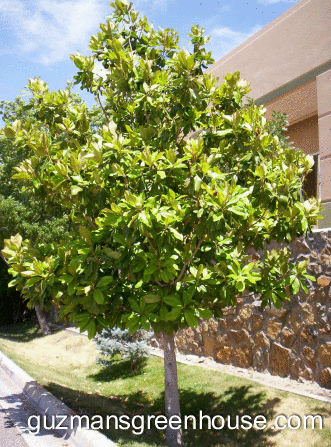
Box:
[207,0,331,228]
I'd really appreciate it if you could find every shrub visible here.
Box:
[94,327,153,371]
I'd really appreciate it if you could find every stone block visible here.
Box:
[302,346,317,370]
[271,343,290,377]
[225,315,243,330]
[319,320,331,336]
[222,307,236,317]
[317,342,331,368]
[300,326,318,344]
[317,276,331,287]
[200,322,209,332]
[292,239,311,254]
[193,342,203,357]
[253,349,269,371]
[291,359,313,381]
[255,331,270,350]
[267,318,283,340]
[300,303,318,325]
[233,346,253,368]
[310,288,326,305]
[216,346,232,364]
[265,307,288,319]
[229,329,251,345]
[252,314,263,331]
[281,327,295,347]
[287,309,304,333]
[186,327,195,338]
[208,319,218,332]
[218,318,227,330]
[216,334,230,347]
[319,368,331,387]
[239,305,253,320]
[202,334,216,358]
[319,254,331,266]
[308,263,322,275]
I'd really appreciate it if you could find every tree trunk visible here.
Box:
[50,303,60,324]
[163,331,183,447]
[35,305,52,336]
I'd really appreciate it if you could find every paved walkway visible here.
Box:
[0,368,75,447]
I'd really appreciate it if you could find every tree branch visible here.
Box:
[97,93,109,123]
[171,237,204,286]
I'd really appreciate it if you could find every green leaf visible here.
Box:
[141,316,150,331]
[197,308,213,319]
[236,280,245,292]
[194,175,202,191]
[104,248,121,259]
[135,280,143,289]
[129,298,140,312]
[21,271,35,277]
[97,276,113,287]
[79,226,92,243]
[8,278,20,287]
[292,277,300,294]
[163,294,181,307]
[143,294,161,303]
[93,289,105,304]
[184,309,198,328]
[165,305,182,321]
[71,185,83,195]
[4,127,15,138]
[58,275,74,284]
[126,314,140,334]
[169,227,183,241]
[86,319,97,339]
[11,234,23,250]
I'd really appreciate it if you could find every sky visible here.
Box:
[0,0,302,119]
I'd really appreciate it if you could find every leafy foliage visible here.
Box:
[0,92,74,248]
[1,0,321,341]
[94,327,152,370]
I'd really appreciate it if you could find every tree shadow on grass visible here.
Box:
[89,358,149,381]
[45,381,281,447]
[0,321,62,343]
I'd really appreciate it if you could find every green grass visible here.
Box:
[0,322,330,447]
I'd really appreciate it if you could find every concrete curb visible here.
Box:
[0,350,117,447]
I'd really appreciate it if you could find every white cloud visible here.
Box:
[2,0,108,65]
[208,25,262,62]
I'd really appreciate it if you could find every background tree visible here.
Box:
[2,1,320,445]
[0,87,103,332]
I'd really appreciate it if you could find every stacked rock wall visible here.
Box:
[152,230,331,388]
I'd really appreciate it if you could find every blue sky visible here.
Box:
[0,0,301,116]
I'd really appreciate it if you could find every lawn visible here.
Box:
[0,322,330,447]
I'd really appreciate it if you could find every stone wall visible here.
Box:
[152,229,331,388]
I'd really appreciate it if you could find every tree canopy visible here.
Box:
[1,1,321,445]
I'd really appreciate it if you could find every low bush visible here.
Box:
[94,327,153,371]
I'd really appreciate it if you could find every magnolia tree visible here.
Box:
[2,1,320,446]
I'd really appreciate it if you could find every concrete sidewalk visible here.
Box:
[0,350,117,447]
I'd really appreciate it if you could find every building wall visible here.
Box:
[207,0,331,104]
[206,0,331,227]
[152,230,331,388]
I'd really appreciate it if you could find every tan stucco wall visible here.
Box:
[207,0,331,102]
[317,68,331,202]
